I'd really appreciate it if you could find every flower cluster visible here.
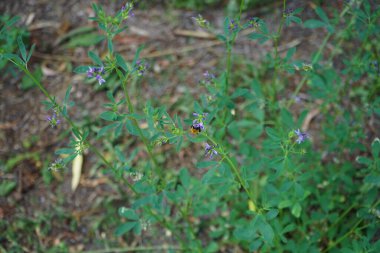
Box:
[247,17,262,29]
[129,171,143,182]
[134,60,148,77]
[302,63,313,72]
[203,70,216,83]
[294,129,309,144]
[192,14,209,28]
[48,158,65,171]
[153,136,169,146]
[140,218,151,231]
[87,66,106,85]
[205,143,218,159]
[283,7,294,17]
[121,2,134,19]
[228,19,238,32]
[47,111,61,128]
[191,113,207,133]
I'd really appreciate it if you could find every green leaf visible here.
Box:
[285,47,296,61]
[27,44,35,62]
[355,156,372,166]
[65,33,104,48]
[265,127,281,140]
[176,136,183,152]
[100,111,117,121]
[266,209,279,220]
[315,7,329,23]
[126,120,139,136]
[202,166,218,184]
[107,38,113,53]
[133,222,142,235]
[2,53,24,66]
[0,181,17,196]
[132,46,144,67]
[249,33,269,44]
[97,122,119,137]
[88,50,102,65]
[364,175,380,186]
[74,66,89,74]
[64,85,72,105]
[291,203,302,218]
[231,88,249,98]
[63,153,78,164]
[371,138,380,158]
[0,16,20,34]
[21,67,42,90]
[17,36,27,62]
[289,16,302,25]
[278,200,292,209]
[55,148,75,155]
[116,53,129,72]
[223,17,230,37]
[326,25,335,33]
[304,19,326,29]
[180,168,191,189]
[280,109,294,129]
[234,224,256,241]
[216,34,226,42]
[118,207,139,220]
[196,161,219,169]
[249,240,263,251]
[282,223,296,233]
[257,216,274,244]
[115,222,137,236]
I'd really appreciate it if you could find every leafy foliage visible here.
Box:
[2,0,380,252]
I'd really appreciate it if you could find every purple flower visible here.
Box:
[292,95,301,103]
[205,143,218,159]
[248,17,262,29]
[228,19,238,32]
[87,66,106,85]
[121,2,134,19]
[191,113,208,133]
[283,7,294,17]
[95,66,105,74]
[294,129,308,144]
[134,60,148,77]
[87,67,95,78]
[193,112,208,119]
[203,71,215,82]
[96,74,106,85]
[47,113,61,128]
[192,119,204,130]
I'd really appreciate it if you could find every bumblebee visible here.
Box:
[190,124,202,134]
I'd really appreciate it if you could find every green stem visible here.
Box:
[118,72,160,169]
[328,203,356,230]
[181,202,202,253]
[322,219,363,253]
[21,66,116,169]
[273,0,287,63]
[323,199,380,252]
[286,2,354,109]
[225,46,232,95]
[237,0,245,22]
[203,133,258,211]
